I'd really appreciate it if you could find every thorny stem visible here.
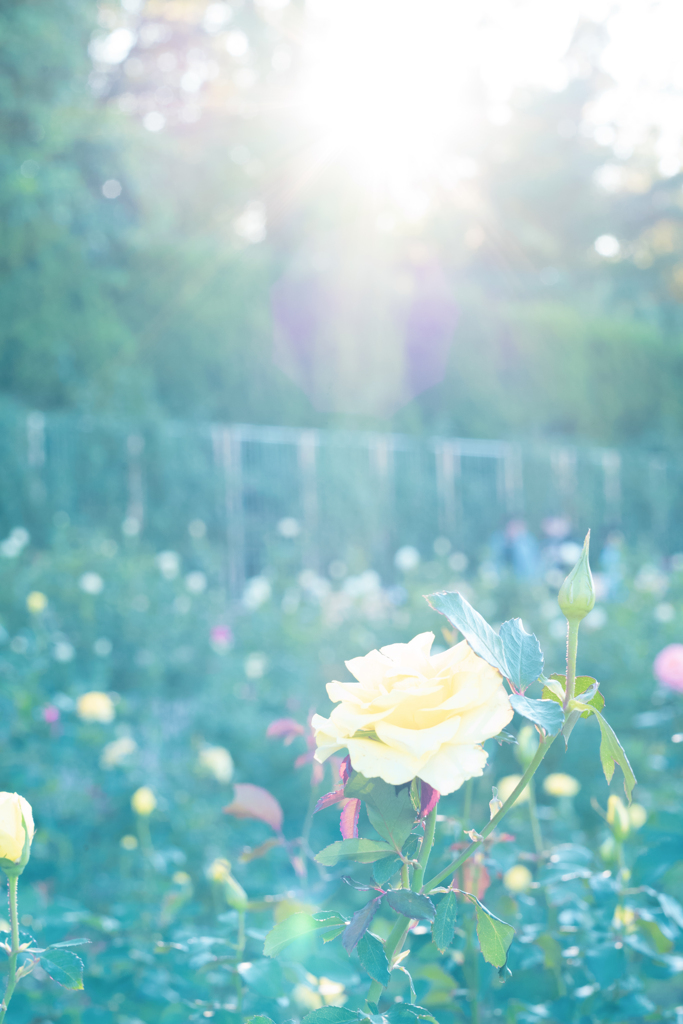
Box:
[0,875,20,1024]
[423,733,557,893]
[412,806,438,893]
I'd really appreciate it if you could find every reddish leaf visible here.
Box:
[224,783,284,833]
[339,755,352,784]
[420,783,440,818]
[313,788,346,814]
[340,798,361,839]
[266,718,305,745]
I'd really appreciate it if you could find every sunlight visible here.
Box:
[297,0,591,198]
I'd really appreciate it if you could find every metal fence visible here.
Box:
[0,402,681,591]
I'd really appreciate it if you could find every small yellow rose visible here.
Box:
[313,632,513,794]
[496,774,530,805]
[543,773,581,798]
[131,786,156,816]
[503,864,533,893]
[77,691,115,724]
[0,793,35,867]
[26,591,47,615]
[198,745,234,784]
[607,794,630,841]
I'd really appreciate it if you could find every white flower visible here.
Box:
[242,576,271,610]
[394,546,421,572]
[156,551,180,579]
[244,652,268,679]
[79,572,104,595]
[313,632,513,795]
[185,571,207,594]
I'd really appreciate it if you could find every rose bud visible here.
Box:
[0,793,35,876]
[558,531,595,622]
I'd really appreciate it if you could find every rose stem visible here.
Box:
[527,779,544,856]
[422,733,556,893]
[563,619,580,709]
[0,874,20,1023]
[411,805,438,893]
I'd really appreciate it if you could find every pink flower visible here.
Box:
[43,705,60,724]
[210,625,233,651]
[654,644,683,692]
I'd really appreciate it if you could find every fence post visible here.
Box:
[298,430,319,572]
[434,439,461,543]
[213,425,245,598]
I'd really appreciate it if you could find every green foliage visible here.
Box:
[498,618,544,690]
[425,591,509,676]
[263,913,346,958]
[344,776,416,853]
[356,932,390,986]
[315,839,395,866]
[431,893,458,953]
[470,900,515,971]
[38,948,84,990]
[508,693,565,735]
[384,891,436,922]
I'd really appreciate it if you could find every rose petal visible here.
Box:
[420,782,440,817]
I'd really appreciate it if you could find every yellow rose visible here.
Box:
[503,864,533,893]
[543,773,581,798]
[0,793,35,868]
[131,786,156,816]
[26,591,48,615]
[77,691,115,724]
[312,632,513,794]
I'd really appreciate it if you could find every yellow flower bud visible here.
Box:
[172,871,191,886]
[120,834,138,850]
[0,793,35,874]
[131,786,156,816]
[77,691,115,724]
[607,794,630,841]
[26,591,48,615]
[628,803,647,830]
[503,864,533,893]
[208,858,247,910]
[543,773,581,798]
[496,774,530,805]
[558,532,595,622]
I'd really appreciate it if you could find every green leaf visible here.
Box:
[301,1007,362,1024]
[342,896,383,953]
[499,618,543,690]
[315,838,395,866]
[39,948,84,990]
[48,939,91,949]
[508,693,564,735]
[386,890,436,921]
[432,891,458,952]
[246,1017,276,1024]
[263,912,347,957]
[356,931,390,985]
[472,903,515,970]
[544,674,605,717]
[345,774,416,852]
[373,855,401,887]
[425,591,509,677]
[593,710,637,801]
[535,933,563,972]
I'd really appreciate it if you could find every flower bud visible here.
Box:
[489,787,503,819]
[208,858,248,911]
[607,794,630,841]
[558,531,595,622]
[0,793,35,876]
[503,864,533,893]
[131,786,157,816]
[77,691,115,724]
